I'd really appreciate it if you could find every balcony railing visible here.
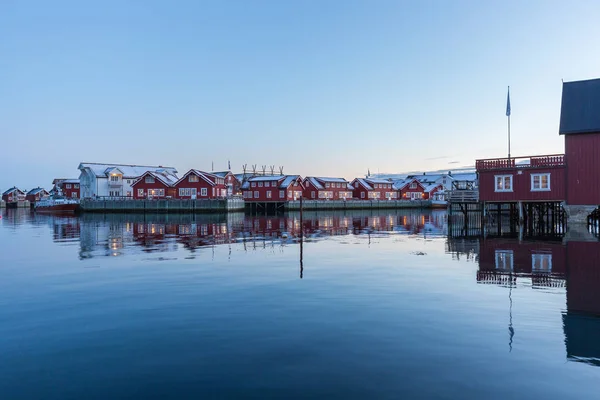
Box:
[108,180,123,187]
[475,154,565,171]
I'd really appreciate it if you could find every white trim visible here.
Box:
[494,175,513,192]
[531,173,551,192]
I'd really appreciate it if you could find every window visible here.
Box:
[495,175,513,192]
[532,253,552,273]
[110,175,120,182]
[311,191,316,198]
[495,250,514,271]
[72,192,78,198]
[531,173,550,191]
[410,182,417,189]
[266,190,272,198]
[280,190,285,198]
[258,182,263,187]
[75,184,79,188]
[126,180,130,185]
[201,188,208,196]
[288,191,292,198]
[254,191,259,198]
[265,182,270,187]
[212,188,215,196]
[138,189,144,196]
[126,191,132,197]
[361,192,365,199]
[189,175,199,182]
[251,182,256,187]
[145,176,155,184]
[326,183,330,188]
[66,184,72,189]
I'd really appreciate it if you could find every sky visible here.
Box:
[2,0,600,190]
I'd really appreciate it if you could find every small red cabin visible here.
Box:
[476,155,566,203]
[351,178,396,200]
[2,187,25,204]
[174,170,227,199]
[242,175,304,202]
[303,177,353,200]
[395,178,443,200]
[131,171,178,199]
[26,187,50,203]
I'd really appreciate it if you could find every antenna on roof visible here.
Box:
[279,166,284,175]
[242,164,247,175]
[270,165,275,175]
[261,165,266,175]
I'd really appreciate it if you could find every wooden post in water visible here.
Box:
[299,196,304,279]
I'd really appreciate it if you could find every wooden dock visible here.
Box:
[80,198,245,213]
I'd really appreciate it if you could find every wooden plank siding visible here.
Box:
[565,133,600,205]
[478,166,566,202]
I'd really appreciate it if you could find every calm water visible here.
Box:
[1,209,599,399]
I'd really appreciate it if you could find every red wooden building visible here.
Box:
[302,177,353,200]
[395,178,443,200]
[52,179,81,199]
[173,170,227,199]
[131,171,178,199]
[351,178,396,200]
[242,175,304,202]
[212,171,241,196]
[475,155,566,203]
[559,78,600,207]
[26,187,50,203]
[2,187,25,204]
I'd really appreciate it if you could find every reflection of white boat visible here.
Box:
[35,196,80,213]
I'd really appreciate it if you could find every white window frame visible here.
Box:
[258,182,263,187]
[254,191,259,198]
[189,175,199,182]
[266,190,272,198]
[495,250,514,271]
[265,182,270,187]
[532,253,553,273]
[280,190,285,198]
[251,182,256,187]
[201,188,208,196]
[409,182,417,189]
[531,173,551,192]
[494,175,513,192]
[361,192,365,199]
[311,191,316,199]
[66,184,72,189]
[145,176,155,184]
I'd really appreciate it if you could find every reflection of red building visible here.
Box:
[565,242,600,315]
[477,238,566,286]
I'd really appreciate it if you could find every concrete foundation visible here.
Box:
[563,204,597,223]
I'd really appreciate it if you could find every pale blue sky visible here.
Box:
[2,0,600,189]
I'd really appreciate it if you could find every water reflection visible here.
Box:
[3,207,600,370]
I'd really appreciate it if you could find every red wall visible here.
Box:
[478,167,566,202]
[175,179,224,199]
[63,185,80,199]
[132,179,175,199]
[2,191,25,203]
[244,178,303,202]
[478,238,566,274]
[303,179,352,200]
[26,192,48,203]
[566,241,600,315]
[565,133,600,205]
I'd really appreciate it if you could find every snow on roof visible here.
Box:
[210,171,231,178]
[353,178,373,191]
[312,177,348,183]
[132,171,179,187]
[172,170,217,186]
[78,163,178,179]
[27,187,48,195]
[279,175,301,189]
[247,175,285,182]
[422,183,443,193]
[52,178,79,184]
[347,183,355,190]
[450,173,478,182]
[305,177,324,190]
[365,177,392,185]
[2,187,23,195]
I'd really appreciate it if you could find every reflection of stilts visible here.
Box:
[509,277,515,352]
[300,196,304,279]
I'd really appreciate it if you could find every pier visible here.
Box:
[80,198,245,213]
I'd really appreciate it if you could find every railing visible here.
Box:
[452,180,476,190]
[108,181,123,187]
[448,190,479,203]
[475,154,565,171]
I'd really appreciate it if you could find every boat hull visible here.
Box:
[35,204,80,213]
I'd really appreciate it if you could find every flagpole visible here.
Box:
[507,86,511,160]
[508,113,511,159]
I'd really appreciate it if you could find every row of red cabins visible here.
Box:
[475,77,600,220]
[2,179,81,206]
[130,171,444,202]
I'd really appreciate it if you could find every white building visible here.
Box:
[78,163,178,198]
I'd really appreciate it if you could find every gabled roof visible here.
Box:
[352,178,373,191]
[364,177,392,185]
[174,169,217,186]
[304,177,349,190]
[279,175,303,189]
[53,178,79,185]
[422,183,443,193]
[559,78,600,135]
[131,171,179,187]
[210,171,233,178]
[241,175,303,190]
[394,178,425,191]
[27,187,49,196]
[78,162,178,179]
[3,187,24,196]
